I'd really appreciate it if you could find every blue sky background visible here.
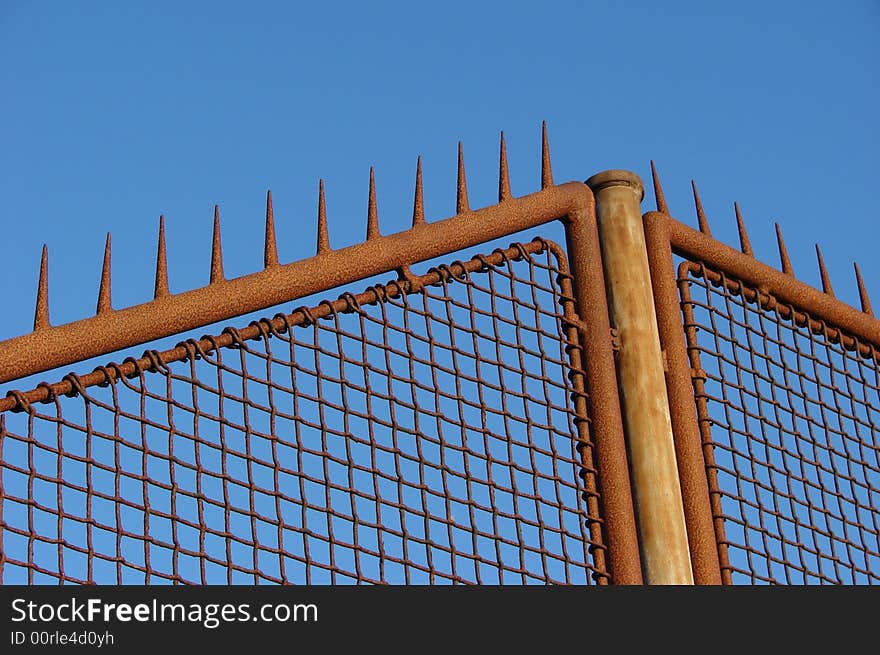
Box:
[1,1,878,586]
[1,0,878,372]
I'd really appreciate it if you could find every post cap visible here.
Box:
[585,170,644,202]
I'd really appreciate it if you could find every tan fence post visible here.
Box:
[586,170,693,584]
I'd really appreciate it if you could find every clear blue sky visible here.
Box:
[1,1,878,586]
[1,1,878,362]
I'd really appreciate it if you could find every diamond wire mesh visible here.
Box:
[679,261,880,584]
[0,239,609,585]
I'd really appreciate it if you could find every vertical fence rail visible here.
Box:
[643,166,880,584]
[643,213,725,584]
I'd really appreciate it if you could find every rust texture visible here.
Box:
[498,132,511,202]
[210,205,225,283]
[0,239,618,585]
[33,246,50,331]
[691,181,710,236]
[645,169,879,584]
[775,223,794,277]
[679,260,879,583]
[0,181,601,385]
[643,210,724,585]
[815,245,834,297]
[97,233,112,315]
[655,214,880,352]
[410,161,425,229]
[588,169,693,584]
[456,143,469,214]
[154,216,170,300]
[6,124,876,586]
[855,263,873,316]
[735,203,753,257]
[0,127,643,585]
[541,121,554,189]
[264,190,279,268]
[562,196,642,584]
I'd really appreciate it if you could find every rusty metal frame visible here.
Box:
[0,128,643,583]
[643,173,880,584]
[0,239,609,584]
[1,185,591,385]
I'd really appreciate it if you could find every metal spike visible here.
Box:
[541,121,554,189]
[499,131,511,202]
[854,262,873,316]
[34,244,50,330]
[317,180,330,254]
[210,205,225,283]
[366,167,380,240]
[97,233,112,314]
[775,223,794,276]
[734,202,753,256]
[264,190,278,268]
[650,161,669,213]
[412,156,425,227]
[456,142,470,214]
[815,244,834,296]
[154,215,169,299]
[691,181,711,235]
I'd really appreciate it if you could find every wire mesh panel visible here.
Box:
[0,239,610,585]
[678,261,880,584]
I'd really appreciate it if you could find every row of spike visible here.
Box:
[32,124,556,331]
[650,162,874,317]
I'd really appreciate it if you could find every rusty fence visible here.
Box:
[0,126,877,584]
[644,167,880,584]
[0,241,613,584]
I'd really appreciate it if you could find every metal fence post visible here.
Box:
[586,170,693,584]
